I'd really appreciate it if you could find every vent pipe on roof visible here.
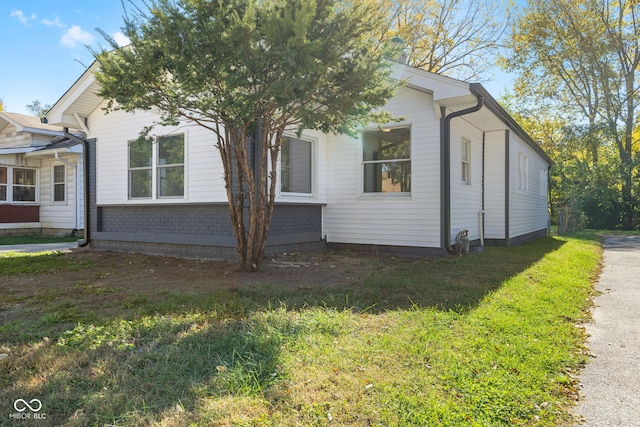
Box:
[440,92,484,254]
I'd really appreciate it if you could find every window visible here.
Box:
[281,136,312,194]
[12,168,37,202]
[157,135,184,198]
[0,166,37,203]
[53,165,66,202]
[128,134,184,199]
[0,167,6,201]
[461,138,471,185]
[518,152,528,192]
[363,127,411,193]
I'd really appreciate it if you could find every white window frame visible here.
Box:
[279,135,315,197]
[52,164,67,204]
[0,165,38,204]
[461,138,471,185]
[539,167,547,197]
[128,133,186,201]
[518,152,528,192]
[361,126,412,196]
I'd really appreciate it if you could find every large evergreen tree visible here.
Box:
[93,0,397,271]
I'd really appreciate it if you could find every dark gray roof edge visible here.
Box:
[469,83,553,166]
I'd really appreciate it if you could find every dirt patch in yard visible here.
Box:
[1,248,401,318]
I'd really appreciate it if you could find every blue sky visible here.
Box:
[0,0,515,117]
[0,1,137,115]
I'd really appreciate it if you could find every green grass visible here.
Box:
[0,234,602,426]
[0,250,90,277]
[0,234,81,245]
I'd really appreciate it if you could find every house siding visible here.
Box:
[449,118,484,242]
[324,86,442,249]
[85,107,324,260]
[484,130,507,240]
[508,134,549,240]
[39,156,83,232]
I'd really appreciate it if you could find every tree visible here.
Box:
[26,99,52,118]
[375,0,511,81]
[0,98,4,112]
[93,0,397,271]
[505,0,640,229]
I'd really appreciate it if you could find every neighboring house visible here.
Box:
[44,62,551,259]
[0,112,84,236]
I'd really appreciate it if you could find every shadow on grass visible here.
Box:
[1,236,572,425]
[238,236,568,313]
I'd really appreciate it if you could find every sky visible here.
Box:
[0,0,138,116]
[0,0,516,117]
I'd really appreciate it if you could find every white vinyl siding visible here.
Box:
[324,86,441,248]
[449,121,483,242]
[39,157,83,230]
[509,135,548,238]
[483,131,507,239]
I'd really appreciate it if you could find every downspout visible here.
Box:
[64,132,90,247]
[441,92,484,254]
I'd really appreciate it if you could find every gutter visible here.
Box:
[64,132,90,247]
[440,91,484,254]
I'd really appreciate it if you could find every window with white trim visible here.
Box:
[128,134,184,199]
[53,164,66,203]
[518,152,528,192]
[0,166,37,203]
[461,138,471,185]
[0,167,6,201]
[281,136,312,194]
[539,167,547,197]
[363,127,411,193]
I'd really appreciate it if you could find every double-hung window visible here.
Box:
[12,168,37,202]
[0,167,6,201]
[128,134,184,199]
[518,152,528,192]
[461,138,471,185]
[53,165,66,203]
[280,136,312,195]
[0,166,37,202]
[363,127,411,194]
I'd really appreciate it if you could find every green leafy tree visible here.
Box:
[93,0,397,271]
[505,0,640,229]
[26,99,52,118]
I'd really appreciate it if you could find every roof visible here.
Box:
[0,111,67,135]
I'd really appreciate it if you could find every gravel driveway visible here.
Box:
[576,235,640,426]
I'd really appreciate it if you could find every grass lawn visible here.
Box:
[0,234,601,426]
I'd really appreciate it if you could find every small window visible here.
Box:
[461,139,471,185]
[129,138,153,198]
[363,127,411,193]
[281,137,312,194]
[53,165,66,202]
[12,168,36,202]
[518,152,528,192]
[0,167,6,201]
[539,167,547,197]
[157,134,184,198]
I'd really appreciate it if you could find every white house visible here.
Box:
[0,112,84,236]
[44,63,551,259]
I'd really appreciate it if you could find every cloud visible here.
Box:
[61,25,95,48]
[112,31,131,47]
[41,16,66,28]
[10,10,36,26]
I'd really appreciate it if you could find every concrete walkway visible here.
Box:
[0,242,78,253]
[576,235,640,426]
